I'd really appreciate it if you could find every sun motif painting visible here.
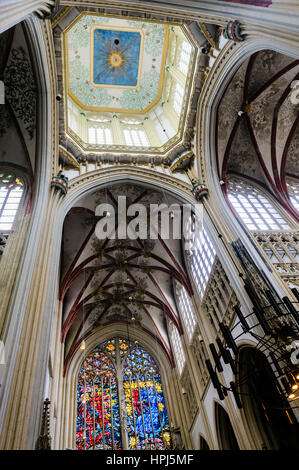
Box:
[93,28,142,87]
[64,13,169,113]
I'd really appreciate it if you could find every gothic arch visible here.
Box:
[58,323,185,450]
[214,402,240,450]
[196,36,299,301]
[199,434,210,450]
[225,175,296,231]
[237,346,299,450]
[0,14,55,447]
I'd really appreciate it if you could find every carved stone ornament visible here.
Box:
[224,21,245,42]
[50,171,68,196]
[36,398,51,450]
[191,178,209,201]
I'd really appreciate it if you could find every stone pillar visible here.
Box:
[0,0,55,34]
[0,187,63,449]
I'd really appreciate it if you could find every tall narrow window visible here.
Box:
[88,126,113,145]
[177,41,192,75]
[76,337,171,450]
[76,340,121,450]
[185,216,216,299]
[170,325,185,374]
[286,178,299,213]
[173,83,184,115]
[227,178,290,231]
[0,173,23,232]
[68,100,79,133]
[123,339,171,449]
[123,128,149,147]
[176,285,196,341]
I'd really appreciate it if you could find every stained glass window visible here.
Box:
[76,341,121,450]
[76,337,171,450]
[0,173,23,232]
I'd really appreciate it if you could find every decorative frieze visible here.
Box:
[201,259,235,332]
[253,231,299,287]
[190,330,210,389]
[180,367,198,424]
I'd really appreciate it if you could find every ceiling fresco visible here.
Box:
[51,6,223,163]
[93,29,141,87]
[64,13,169,113]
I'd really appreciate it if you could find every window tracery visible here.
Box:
[227,178,290,231]
[185,218,216,299]
[123,127,149,147]
[176,284,196,342]
[76,337,171,450]
[88,125,113,145]
[286,178,299,213]
[177,40,192,75]
[170,324,185,374]
[172,83,184,115]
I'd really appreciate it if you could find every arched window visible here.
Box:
[176,284,196,341]
[286,178,299,213]
[170,324,185,374]
[76,337,171,450]
[227,178,290,231]
[0,172,24,232]
[185,217,216,299]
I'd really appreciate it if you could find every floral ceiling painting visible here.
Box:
[64,13,169,113]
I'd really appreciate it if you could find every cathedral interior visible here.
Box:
[0,0,299,451]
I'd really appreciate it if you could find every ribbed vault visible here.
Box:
[60,182,193,373]
[216,49,299,221]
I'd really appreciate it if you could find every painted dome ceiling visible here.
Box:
[64,13,169,114]
[52,7,212,162]
[51,5,224,168]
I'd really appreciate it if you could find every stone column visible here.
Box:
[0,0,55,34]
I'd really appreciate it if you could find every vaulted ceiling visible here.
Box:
[217,49,299,221]
[60,183,193,374]
[51,5,223,164]
[0,23,38,210]
[64,13,169,114]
